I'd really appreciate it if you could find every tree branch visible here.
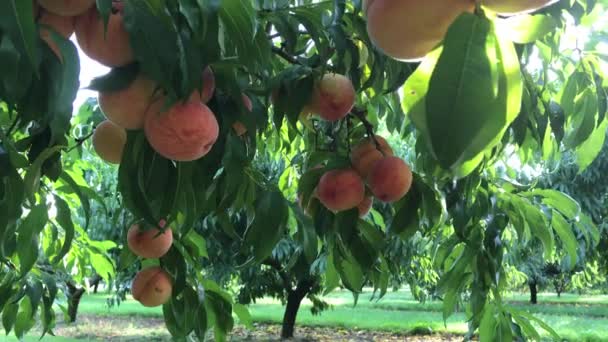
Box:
[349,107,384,155]
[271,46,301,65]
[66,129,95,153]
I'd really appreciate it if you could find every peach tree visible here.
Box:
[0,0,607,340]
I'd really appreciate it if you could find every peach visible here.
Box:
[483,0,557,15]
[145,99,219,161]
[232,94,253,136]
[317,169,365,212]
[98,75,158,130]
[308,74,356,122]
[357,196,373,217]
[127,220,173,259]
[350,135,394,179]
[131,267,172,307]
[74,5,134,67]
[38,0,95,17]
[92,120,127,164]
[38,8,75,60]
[364,0,474,61]
[368,156,413,203]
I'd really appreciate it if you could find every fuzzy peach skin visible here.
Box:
[233,94,253,136]
[350,135,394,179]
[131,267,172,307]
[308,73,356,122]
[127,220,173,259]
[317,169,365,212]
[357,196,373,217]
[145,99,219,161]
[364,0,474,61]
[98,75,158,130]
[37,8,75,60]
[92,120,127,164]
[38,0,95,17]
[74,4,134,67]
[483,0,558,15]
[368,156,413,203]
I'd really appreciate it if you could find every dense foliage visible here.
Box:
[1,0,607,340]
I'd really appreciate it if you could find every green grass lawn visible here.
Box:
[13,290,608,341]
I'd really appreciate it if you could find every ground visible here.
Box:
[9,289,608,341]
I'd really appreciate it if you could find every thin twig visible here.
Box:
[66,130,95,153]
[271,46,301,65]
[349,107,384,155]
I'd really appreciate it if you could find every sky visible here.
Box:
[72,36,109,110]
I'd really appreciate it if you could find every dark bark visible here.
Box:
[66,281,85,323]
[90,274,102,294]
[281,279,314,339]
[529,281,538,304]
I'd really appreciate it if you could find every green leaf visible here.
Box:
[324,249,340,295]
[522,189,580,219]
[243,191,288,262]
[551,211,578,266]
[496,14,557,44]
[183,230,208,259]
[218,0,258,69]
[24,146,64,204]
[52,195,75,264]
[479,303,497,342]
[89,253,114,283]
[510,195,554,259]
[0,0,39,70]
[233,303,252,328]
[575,118,608,172]
[59,171,91,229]
[426,13,521,169]
[426,13,496,168]
[14,296,33,339]
[2,302,18,335]
[17,204,48,274]
[507,307,561,340]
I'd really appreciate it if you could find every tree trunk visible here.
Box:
[281,280,313,339]
[90,274,102,294]
[529,281,538,304]
[66,281,85,323]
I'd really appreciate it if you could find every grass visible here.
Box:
[13,290,608,341]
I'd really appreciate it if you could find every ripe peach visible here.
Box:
[38,0,95,17]
[364,0,473,61]
[317,169,365,212]
[350,135,394,179]
[308,74,356,122]
[74,5,134,67]
[38,9,75,60]
[483,0,557,15]
[357,196,373,217]
[131,267,172,307]
[98,75,158,130]
[233,94,253,136]
[145,99,219,161]
[368,156,413,203]
[92,120,127,164]
[127,220,173,259]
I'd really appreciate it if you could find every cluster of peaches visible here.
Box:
[364,0,558,61]
[127,220,174,307]
[302,135,412,218]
